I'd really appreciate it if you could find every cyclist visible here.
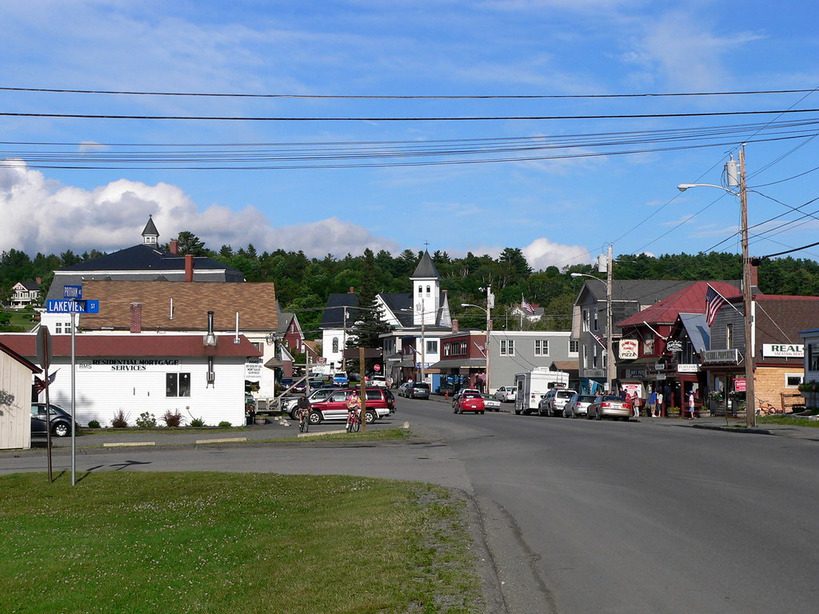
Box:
[296,395,310,432]
[346,390,361,433]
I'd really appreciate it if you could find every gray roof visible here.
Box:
[679,312,710,354]
[141,215,159,238]
[380,292,413,326]
[582,279,698,304]
[319,293,360,328]
[411,250,439,279]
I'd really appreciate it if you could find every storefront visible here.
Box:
[0,333,259,427]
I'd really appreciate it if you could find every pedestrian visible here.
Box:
[688,390,696,419]
[648,389,657,418]
[630,392,639,419]
[656,391,664,417]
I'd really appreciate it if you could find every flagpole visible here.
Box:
[706,283,743,316]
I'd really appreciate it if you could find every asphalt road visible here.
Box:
[5,399,819,613]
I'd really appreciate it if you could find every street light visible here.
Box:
[571,251,614,394]
[462,285,493,394]
[677,144,755,427]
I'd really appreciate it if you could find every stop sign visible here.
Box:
[373,363,381,372]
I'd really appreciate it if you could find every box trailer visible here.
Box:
[514,368,570,415]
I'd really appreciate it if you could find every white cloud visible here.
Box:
[0,162,397,258]
[522,237,591,270]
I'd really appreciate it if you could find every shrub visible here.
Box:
[87,420,101,429]
[135,412,157,429]
[218,421,232,428]
[798,381,818,393]
[111,410,128,428]
[189,417,205,427]
[162,410,182,428]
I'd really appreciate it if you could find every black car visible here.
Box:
[31,403,74,438]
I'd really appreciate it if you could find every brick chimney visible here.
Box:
[451,319,459,332]
[130,303,143,334]
[348,286,355,294]
[748,262,759,293]
[185,254,194,282]
[169,239,178,255]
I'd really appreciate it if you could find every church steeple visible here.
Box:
[141,215,159,245]
[409,250,440,326]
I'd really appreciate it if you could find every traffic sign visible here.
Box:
[63,285,83,299]
[373,363,381,372]
[46,299,100,314]
[36,326,52,370]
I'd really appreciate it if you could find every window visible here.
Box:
[166,373,191,397]
[534,339,549,356]
[644,338,654,355]
[426,285,431,295]
[726,323,734,350]
[809,343,819,372]
[582,309,590,332]
[785,374,803,388]
[500,339,515,356]
[593,310,599,331]
[332,337,339,353]
[582,344,588,368]
[569,339,579,354]
[426,339,438,354]
[592,345,598,368]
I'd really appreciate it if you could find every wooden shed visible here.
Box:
[0,341,39,449]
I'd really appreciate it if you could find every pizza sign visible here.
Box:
[619,339,639,360]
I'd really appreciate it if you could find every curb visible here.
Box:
[195,437,249,445]
[691,424,773,435]
[103,441,156,448]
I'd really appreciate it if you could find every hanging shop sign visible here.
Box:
[665,340,684,353]
[619,339,639,360]
[701,349,740,364]
[762,344,804,358]
[677,364,699,373]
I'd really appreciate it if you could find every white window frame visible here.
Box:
[569,339,579,354]
[534,339,549,356]
[784,373,803,388]
[500,339,515,356]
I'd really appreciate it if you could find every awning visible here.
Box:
[428,358,487,370]
[550,360,579,374]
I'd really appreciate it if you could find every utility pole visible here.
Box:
[485,285,493,394]
[605,244,615,393]
[739,144,756,427]
[420,296,426,384]
[359,346,367,432]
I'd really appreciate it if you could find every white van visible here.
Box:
[514,368,570,415]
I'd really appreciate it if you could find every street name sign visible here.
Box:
[46,299,100,314]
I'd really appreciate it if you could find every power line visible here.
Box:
[2,85,817,100]
[3,108,819,122]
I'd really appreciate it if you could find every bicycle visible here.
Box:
[756,399,785,416]
[346,407,361,433]
[297,408,309,433]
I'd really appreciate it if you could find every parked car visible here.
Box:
[494,385,517,402]
[283,387,337,419]
[397,382,412,397]
[454,391,485,414]
[309,387,394,425]
[587,394,632,420]
[538,388,577,417]
[409,382,430,399]
[481,394,501,412]
[368,375,388,388]
[332,371,349,386]
[563,393,596,418]
[30,402,74,438]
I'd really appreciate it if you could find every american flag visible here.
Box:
[34,369,58,394]
[520,296,535,315]
[705,285,727,326]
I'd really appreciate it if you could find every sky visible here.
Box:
[1,0,818,271]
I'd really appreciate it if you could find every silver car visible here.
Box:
[586,394,633,421]
[494,386,517,402]
[563,393,596,418]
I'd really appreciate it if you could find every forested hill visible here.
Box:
[2,243,818,338]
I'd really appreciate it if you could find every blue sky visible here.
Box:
[1,0,818,270]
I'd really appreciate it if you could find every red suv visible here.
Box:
[309,388,395,425]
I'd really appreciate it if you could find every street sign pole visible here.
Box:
[70,311,76,486]
[36,326,53,482]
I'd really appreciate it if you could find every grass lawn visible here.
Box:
[758,415,819,428]
[0,473,482,613]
